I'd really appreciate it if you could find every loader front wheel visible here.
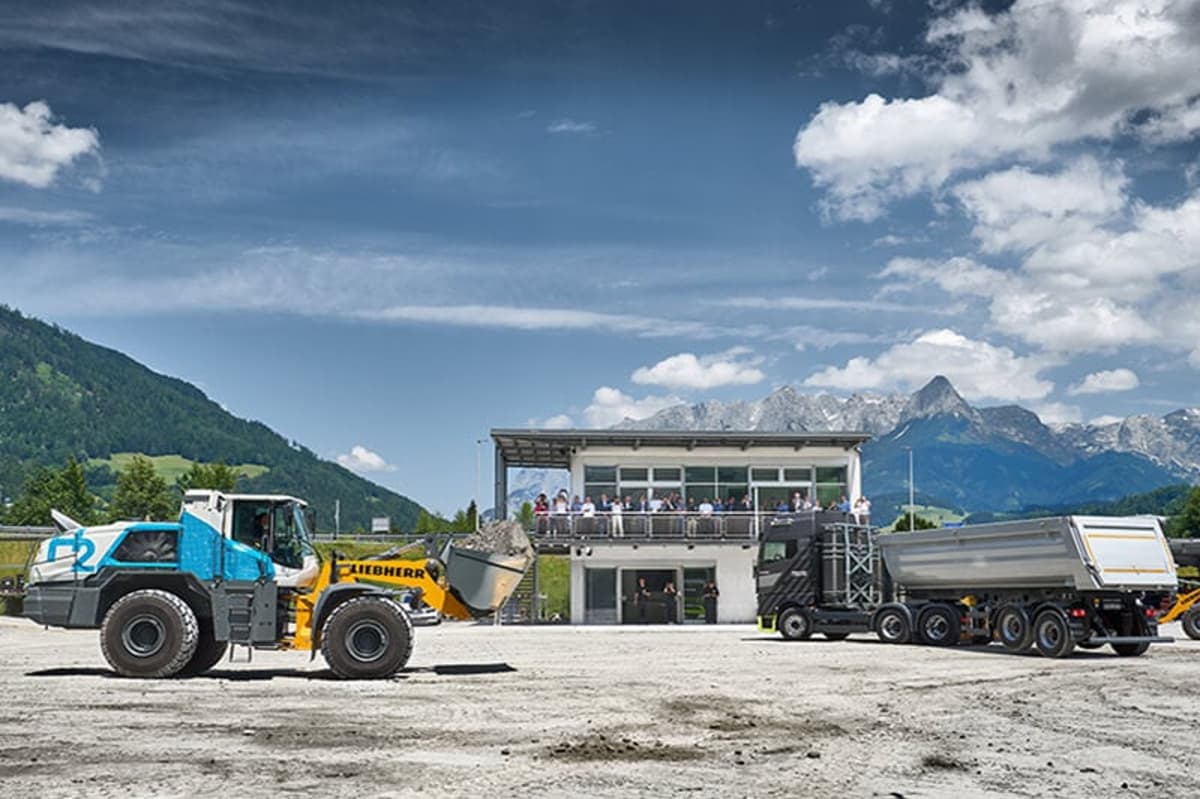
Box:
[321,595,413,679]
[101,589,199,678]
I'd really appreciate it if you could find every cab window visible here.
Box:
[760,539,797,564]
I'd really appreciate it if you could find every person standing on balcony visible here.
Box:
[610,495,624,536]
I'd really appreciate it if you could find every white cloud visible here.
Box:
[631,350,765,391]
[533,414,574,430]
[547,119,596,134]
[794,1,1200,220]
[583,386,681,428]
[0,206,92,225]
[1067,368,1140,395]
[0,101,100,188]
[803,329,1057,401]
[1088,414,1124,427]
[336,445,396,473]
[719,295,937,314]
[362,304,737,339]
[1030,401,1083,426]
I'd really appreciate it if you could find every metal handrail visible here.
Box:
[526,509,865,541]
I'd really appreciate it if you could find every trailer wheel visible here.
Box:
[1182,608,1200,641]
[1111,641,1150,657]
[874,606,911,644]
[1033,609,1074,658]
[179,619,229,677]
[823,632,849,641]
[100,589,199,678]
[995,605,1033,652]
[321,595,414,679]
[916,604,960,647]
[778,607,813,641]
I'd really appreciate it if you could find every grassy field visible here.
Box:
[88,453,270,483]
[881,504,965,531]
[537,554,569,620]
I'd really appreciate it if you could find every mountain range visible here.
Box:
[615,376,1199,515]
[0,306,422,531]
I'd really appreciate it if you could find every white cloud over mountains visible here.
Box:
[794,0,1200,221]
[336,444,396,473]
[0,100,99,188]
[804,329,1057,402]
[583,386,681,428]
[1068,368,1140,396]
[631,349,764,391]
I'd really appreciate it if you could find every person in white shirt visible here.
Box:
[609,496,623,536]
[698,498,714,516]
[581,496,596,517]
[853,496,871,526]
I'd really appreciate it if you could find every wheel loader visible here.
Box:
[21,490,533,679]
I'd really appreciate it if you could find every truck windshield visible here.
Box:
[759,539,797,564]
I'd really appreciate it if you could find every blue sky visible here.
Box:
[2,0,1200,514]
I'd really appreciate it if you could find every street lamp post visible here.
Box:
[474,438,485,532]
[906,447,915,532]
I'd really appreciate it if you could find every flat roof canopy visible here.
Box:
[491,428,872,469]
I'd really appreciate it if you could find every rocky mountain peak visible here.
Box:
[900,376,977,423]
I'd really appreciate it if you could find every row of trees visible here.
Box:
[1,456,240,526]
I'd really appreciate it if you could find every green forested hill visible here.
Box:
[0,306,422,530]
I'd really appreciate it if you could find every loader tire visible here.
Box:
[179,619,228,677]
[321,595,413,679]
[101,589,198,678]
[1182,607,1200,641]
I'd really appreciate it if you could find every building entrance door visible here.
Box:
[682,566,715,623]
[620,568,679,624]
[584,567,617,624]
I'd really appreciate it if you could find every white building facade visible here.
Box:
[491,430,870,624]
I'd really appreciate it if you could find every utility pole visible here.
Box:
[906,447,915,532]
[334,499,340,540]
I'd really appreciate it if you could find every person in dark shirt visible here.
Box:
[663,581,680,623]
[633,576,651,623]
[702,579,720,624]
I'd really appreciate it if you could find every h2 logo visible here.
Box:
[47,535,97,573]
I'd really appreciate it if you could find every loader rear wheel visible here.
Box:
[321,595,413,679]
[101,589,198,678]
[1182,608,1200,641]
[180,619,228,676]
[777,607,812,641]
[916,604,960,647]
[1033,609,1074,658]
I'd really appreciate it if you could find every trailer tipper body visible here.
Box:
[756,513,1177,658]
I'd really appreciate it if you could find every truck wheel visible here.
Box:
[916,604,960,647]
[1111,641,1151,657]
[100,589,199,678]
[778,607,813,641]
[823,632,849,641]
[1182,608,1200,641]
[995,605,1033,652]
[179,619,228,677]
[874,606,911,644]
[1033,609,1075,658]
[321,595,414,679]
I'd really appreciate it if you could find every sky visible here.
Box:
[2,0,1200,515]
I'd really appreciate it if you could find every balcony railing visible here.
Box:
[527,510,864,542]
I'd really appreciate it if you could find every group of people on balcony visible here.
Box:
[531,489,871,534]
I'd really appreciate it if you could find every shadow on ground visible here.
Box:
[26,662,518,680]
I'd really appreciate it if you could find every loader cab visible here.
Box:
[229,496,319,588]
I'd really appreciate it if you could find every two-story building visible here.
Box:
[490,429,870,624]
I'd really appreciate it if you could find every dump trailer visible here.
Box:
[22,490,533,679]
[756,513,1177,658]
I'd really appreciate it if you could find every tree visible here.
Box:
[1170,485,1200,538]
[3,457,95,526]
[109,455,176,521]
[892,513,939,532]
[176,460,239,494]
[516,501,535,530]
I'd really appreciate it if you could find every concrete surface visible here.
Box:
[1,616,1197,798]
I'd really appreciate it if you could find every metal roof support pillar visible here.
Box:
[494,443,509,521]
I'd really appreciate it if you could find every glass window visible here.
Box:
[619,467,648,482]
[653,467,681,481]
[816,483,845,506]
[717,466,747,483]
[686,484,716,503]
[685,466,716,483]
[718,484,748,505]
[760,539,797,563]
[584,465,617,482]
[783,468,811,482]
[816,466,847,483]
[751,467,779,482]
[584,484,617,502]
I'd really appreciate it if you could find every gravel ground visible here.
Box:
[1,616,1197,798]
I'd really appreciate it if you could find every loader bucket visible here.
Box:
[442,522,534,616]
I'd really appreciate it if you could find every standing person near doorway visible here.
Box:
[634,576,651,623]
[702,579,719,624]
[662,581,680,623]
